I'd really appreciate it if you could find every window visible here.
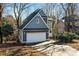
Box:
[36,19,39,24]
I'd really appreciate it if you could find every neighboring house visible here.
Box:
[57,20,65,33]
[47,16,64,37]
[47,16,55,38]
[19,9,49,44]
[62,15,79,32]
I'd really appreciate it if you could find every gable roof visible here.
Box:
[19,9,47,29]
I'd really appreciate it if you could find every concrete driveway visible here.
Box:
[32,40,79,56]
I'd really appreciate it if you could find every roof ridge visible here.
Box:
[19,9,41,29]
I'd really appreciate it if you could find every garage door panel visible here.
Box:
[26,32,46,43]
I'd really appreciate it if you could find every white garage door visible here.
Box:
[26,32,46,43]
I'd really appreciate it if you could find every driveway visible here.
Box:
[32,40,79,56]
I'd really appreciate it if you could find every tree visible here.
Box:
[13,3,32,41]
[0,3,14,43]
[61,3,77,16]
[13,3,32,28]
[43,4,63,39]
[0,3,3,43]
[60,3,78,32]
[43,3,56,17]
[2,24,13,37]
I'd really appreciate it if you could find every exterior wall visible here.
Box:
[47,17,54,37]
[23,31,26,43]
[57,21,65,33]
[46,31,48,39]
[24,14,47,29]
[39,10,47,23]
[20,31,48,43]
[19,30,24,43]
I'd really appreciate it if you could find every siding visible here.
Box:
[46,32,48,39]
[24,14,48,29]
[23,31,26,42]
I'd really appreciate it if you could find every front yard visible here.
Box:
[0,40,79,56]
[0,43,47,56]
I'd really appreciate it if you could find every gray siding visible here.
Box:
[46,32,48,39]
[23,31,26,41]
[24,14,47,29]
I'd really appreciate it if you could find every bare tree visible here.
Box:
[43,3,56,17]
[13,3,29,28]
[61,3,77,16]
[13,3,32,41]
[60,3,78,32]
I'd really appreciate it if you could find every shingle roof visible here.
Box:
[19,9,47,29]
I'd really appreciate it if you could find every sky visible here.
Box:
[2,3,66,22]
[3,3,45,21]
[4,3,79,21]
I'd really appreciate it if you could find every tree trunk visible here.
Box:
[0,4,3,43]
[0,27,3,43]
[16,19,20,43]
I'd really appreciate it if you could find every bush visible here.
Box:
[58,33,68,43]
[2,24,14,37]
[75,31,79,35]
[58,32,79,43]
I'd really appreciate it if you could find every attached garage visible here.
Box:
[19,9,49,44]
[26,32,46,43]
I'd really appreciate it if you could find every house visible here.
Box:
[19,9,49,44]
[62,15,79,32]
[47,16,65,38]
[56,20,65,33]
[47,16,55,38]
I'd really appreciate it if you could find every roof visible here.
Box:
[19,9,47,29]
[62,15,79,19]
[62,15,79,22]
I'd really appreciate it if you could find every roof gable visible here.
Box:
[23,13,48,29]
[19,9,48,29]
[19,9,40,29]
[39,10,47,23]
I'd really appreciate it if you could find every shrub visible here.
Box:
[75,31,79,35]
[2,24,14,37]
[58,33,68,43]
[58,32,79,43]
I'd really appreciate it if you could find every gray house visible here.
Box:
[19,9,49,43]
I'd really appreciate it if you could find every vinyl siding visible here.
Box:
[24,14,48,29]
[23,31,26,42]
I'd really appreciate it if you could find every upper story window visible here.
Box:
[36,18,40,24]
